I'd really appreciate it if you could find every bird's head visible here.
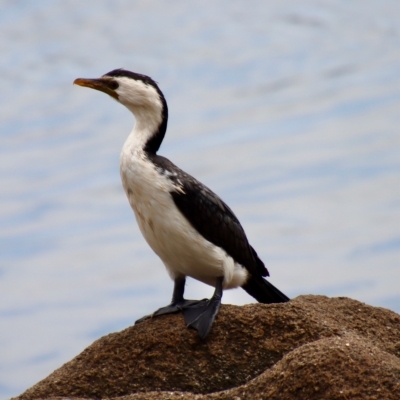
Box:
[74,69,168,153]
[74,69,165,113]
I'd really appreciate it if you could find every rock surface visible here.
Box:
[15,295,400,400]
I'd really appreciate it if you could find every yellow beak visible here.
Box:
[73,78,119,100]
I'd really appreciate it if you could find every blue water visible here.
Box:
[1,1,400,398]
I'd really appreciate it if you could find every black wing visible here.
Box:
[151,155,269,278]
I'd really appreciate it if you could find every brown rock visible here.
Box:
[14,295,400,400]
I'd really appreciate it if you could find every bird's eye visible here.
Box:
[109,80,119,90]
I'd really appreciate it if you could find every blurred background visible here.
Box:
[1,0,399,398]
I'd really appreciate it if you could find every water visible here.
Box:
[1,0,399,398]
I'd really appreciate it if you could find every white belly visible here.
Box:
[120,150,248,289]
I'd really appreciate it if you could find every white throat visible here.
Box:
[115,77,164,151]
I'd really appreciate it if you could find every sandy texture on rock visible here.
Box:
[15,295,400,400]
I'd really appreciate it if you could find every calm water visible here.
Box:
[1,0,400,398]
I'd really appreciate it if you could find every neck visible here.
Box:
[123,94,168,155]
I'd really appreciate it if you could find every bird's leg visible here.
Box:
[182,276,223,339]
[135,277,206,324]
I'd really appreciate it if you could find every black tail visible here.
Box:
[241,275,289,303]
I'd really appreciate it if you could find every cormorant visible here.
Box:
[74,69,289,338]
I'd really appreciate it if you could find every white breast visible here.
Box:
[119,139,248,290]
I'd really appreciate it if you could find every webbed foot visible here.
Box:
[135,299,207,324]
[135,276,224,339]
[182,296,221,339]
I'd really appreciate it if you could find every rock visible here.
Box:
[14,295,400,400]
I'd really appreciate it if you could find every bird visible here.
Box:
[74,69,289,339]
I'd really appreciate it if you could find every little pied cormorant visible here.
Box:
[74,69,289,338]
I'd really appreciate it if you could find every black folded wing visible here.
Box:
[151,155,268,278]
